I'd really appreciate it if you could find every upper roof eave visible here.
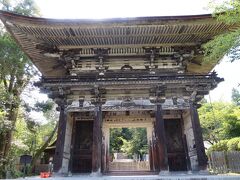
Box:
[0,10,235,77]
[0,10,214,26]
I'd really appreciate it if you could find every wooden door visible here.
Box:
[72,121,93,173]
[165,119,187,171]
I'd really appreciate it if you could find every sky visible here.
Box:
[35,0,211,19]
[31,0,239,104]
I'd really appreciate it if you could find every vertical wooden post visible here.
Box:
[53,103,67,173]
[180,114,191,171]
[190,103,208,171]
[149,140,153,171]
[101,127,106,173]
[104,127,110,172]
[101,141,105,173]
[146,126,153,171]
[92,105,102,175]
[69,114,76,173]
[152,135,158,171]
[101,126,109,173]
[155,104,169,174]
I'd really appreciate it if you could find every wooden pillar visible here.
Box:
[180,114,191,171]
[190,103,208,171]
[103,127,110,172]
[183,134,192,171]
[91,105,102,175]
[101,122,109,173]
[69,115,77,173]
[149,141,154,171]
[53,102,67,173]
[155,104,169,174]
[147,126,153,171]
[101,140,105,173]
[152,134,159,171]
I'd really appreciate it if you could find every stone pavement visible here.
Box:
[15,173,240,180]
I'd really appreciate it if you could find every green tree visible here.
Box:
[0,0,40,178]
[204,1,240,63]
[29,100,58,171]
[232,88,240,106]
[121,128,148,159]
[0,0,40,16]
[110,128,148,159]
[3,99,58,177]
[199,102,240,145]
[207,137,240,153]
[110,128,132,153]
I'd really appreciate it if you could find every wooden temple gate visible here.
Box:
[0,11,236,176]
[50,105,206,175]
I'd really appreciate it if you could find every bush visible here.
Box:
[207,137,240,154]
[227,137,240,151]
[207,140,228,154]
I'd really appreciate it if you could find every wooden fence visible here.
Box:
[208,151,240,173]
[109,161,150,171]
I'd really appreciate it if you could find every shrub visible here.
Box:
[207,137,240,154]
[227,137,240,151]
[207,140,228,154]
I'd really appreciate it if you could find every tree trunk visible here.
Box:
[0,105,19,178]
[3,107,19,156]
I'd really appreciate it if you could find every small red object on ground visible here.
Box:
[40,172,51,178]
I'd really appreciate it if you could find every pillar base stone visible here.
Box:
[199,169,209,175]
[52,172,68,177]
[90,170,102,177]
[159,170,169,176]
[67,172,73,177]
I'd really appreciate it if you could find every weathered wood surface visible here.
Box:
[155,104,168,171]
[53,104,67,172]
[92,106,103,173]
[72,120,93,173]
[69,115,77,173]
[109,161,150,171]
[209,151,227,174]
[165,119,187,171]
[209,151,240,173]
[149,141,154,171]
[1,11,237,78]
[227,151,240,173]
[190,103,208,170]
[152,135,159,171]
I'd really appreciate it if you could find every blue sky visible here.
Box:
[33,0,239,102]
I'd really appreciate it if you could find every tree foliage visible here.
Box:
[9,100,58,177]
[204,0,240,63]
[207,137,240,153]
[0,0,40,178]
[121,128,148,159]
[110,128,148,159]
[0,0,40,16]
[199,102,240,145]
[232,88,240,106]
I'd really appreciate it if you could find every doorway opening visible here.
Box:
[109,127,150,171]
